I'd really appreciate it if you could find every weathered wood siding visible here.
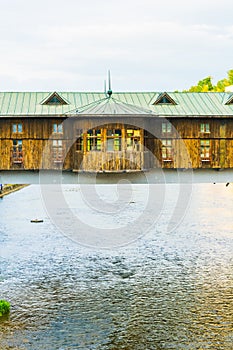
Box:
[1,116,233,171]
[0,117,72,170]
[72,119,144,171]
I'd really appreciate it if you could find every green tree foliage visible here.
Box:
[0,300,10,316]
[188,76,214,92]
[185,70,233,92]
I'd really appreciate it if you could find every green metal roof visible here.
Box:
[0,91,233,117]
[69,96,153,115]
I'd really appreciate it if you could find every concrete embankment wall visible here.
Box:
[0,184,28,198]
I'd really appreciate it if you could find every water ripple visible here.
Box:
[0,184,233,349]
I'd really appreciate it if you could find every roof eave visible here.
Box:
[66,113,157,118]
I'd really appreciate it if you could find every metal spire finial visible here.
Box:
[104,80,107,97]
[107,70,112,97]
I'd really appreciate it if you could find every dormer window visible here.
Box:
[160,96,171,104]
[225,96,233,105]
[49,96,63,104]
[153,92,177,105]
[41,92,69,106]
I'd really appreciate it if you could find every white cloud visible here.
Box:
[0,0,233,91]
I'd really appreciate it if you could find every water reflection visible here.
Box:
[0,184,233,349]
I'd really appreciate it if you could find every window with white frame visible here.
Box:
[87,129,102,151]
[76,129,83,151]
[162,122,172,134]
[12,139,23,163]
[200,139,210,160]
[53,123,63,134]
[162,139,173,160]
[12,123,23,133]
[106,129,122,151]
[52,140,63,163]
[200,123,210,133]
[126,129,140,151]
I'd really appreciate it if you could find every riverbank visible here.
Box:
[0,184,29,198]
[0,321,24,350]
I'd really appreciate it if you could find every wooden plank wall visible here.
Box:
[0,117,71,170]
[144,118,233,169]
[1,116,233,171]
[73,119,144,171]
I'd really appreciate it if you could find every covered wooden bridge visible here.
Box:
[1,89,233,172]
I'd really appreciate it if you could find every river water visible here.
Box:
[0,184,233,349]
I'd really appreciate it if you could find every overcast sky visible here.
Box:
[0,0,233,92]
